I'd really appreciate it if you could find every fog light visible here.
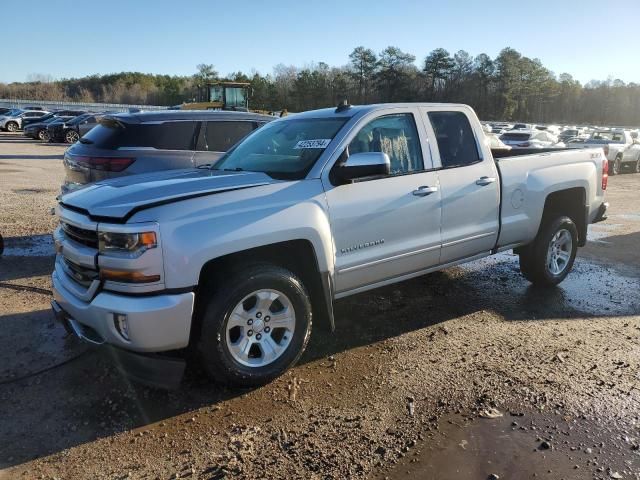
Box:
[113,313,130,341]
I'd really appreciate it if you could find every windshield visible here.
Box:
[212,117,348,180]
[68,114,91,125]
[587,131,625,143]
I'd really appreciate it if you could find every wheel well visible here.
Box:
[541,187,587,246]
[192,240,331,345]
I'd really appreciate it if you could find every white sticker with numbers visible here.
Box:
[294,139,332,149]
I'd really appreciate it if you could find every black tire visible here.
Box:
[519,216,578,287]
[610,156,621,175]
[0,234,4,255]
[6,121,18,132]
[197,264,312,387]
[65,130,79,144]
[37,129,47,141]
[635,158,640,174]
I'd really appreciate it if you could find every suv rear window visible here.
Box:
[501,132,531,141]
[82,120,198,150]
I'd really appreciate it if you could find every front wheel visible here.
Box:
[634,158,640,174]
[6,121,18,132]
[65,130,79,144]
[38,129,48,141]
[519,216,578,287]
[197,264,312,387]
[610,156,621,175]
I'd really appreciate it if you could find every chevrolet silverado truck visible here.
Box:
[51,102,609,388]
[582,129,638,175]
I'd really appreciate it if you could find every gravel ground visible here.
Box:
[0,132,639,480]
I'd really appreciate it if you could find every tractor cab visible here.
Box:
[182,81,250,111]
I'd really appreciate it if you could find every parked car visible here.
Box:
[51,102,608,388]
[24,116,77,140]
[489,122,512,134]
[500,129,564,148]
[510,123,532,130]
[0,109,50,131]
[22,110,86,129]
[47,113,100,144]
[61,110,274,193]
[584,130,636,175]
[485,132,511,150]
[558,128,587,143]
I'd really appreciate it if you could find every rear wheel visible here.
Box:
[37,129,48,141]
[6,122,18,132]
[635,158,640,174]
[197,264,312,386]
[65,130,79,144]
[519,216,578,287]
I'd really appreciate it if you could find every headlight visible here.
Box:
[99,231,157,256]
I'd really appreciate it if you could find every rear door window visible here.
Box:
[428,111,481,168]
[197,121,255,152]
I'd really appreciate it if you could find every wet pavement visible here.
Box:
[1,136,640,479]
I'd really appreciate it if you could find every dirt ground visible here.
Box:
[0,131,639,480]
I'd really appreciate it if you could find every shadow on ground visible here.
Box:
[2,233,639,467]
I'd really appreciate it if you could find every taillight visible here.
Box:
[73,156,135,172]
[602,159,608,190]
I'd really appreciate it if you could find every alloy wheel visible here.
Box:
[546,228,572,275]
[225,289,296,367]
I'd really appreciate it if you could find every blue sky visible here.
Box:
[2,0,639,84]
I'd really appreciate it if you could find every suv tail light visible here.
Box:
[602,159,608,190]
[74,156,135,172]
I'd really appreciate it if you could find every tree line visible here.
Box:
[2,47,639,125]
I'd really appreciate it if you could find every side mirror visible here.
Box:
[334,152,390,183]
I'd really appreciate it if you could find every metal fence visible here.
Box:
[0,98,169,113]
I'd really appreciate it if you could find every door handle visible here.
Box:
[476,176,497,186]
[412,185,438,197]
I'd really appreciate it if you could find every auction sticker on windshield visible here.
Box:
[294,139,332,149]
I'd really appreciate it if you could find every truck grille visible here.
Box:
[63,258,99,287]
[61,222,99,249]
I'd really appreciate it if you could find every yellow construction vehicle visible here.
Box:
[179,80,287,117]
[181,81,250,111]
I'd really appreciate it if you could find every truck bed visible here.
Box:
[493,147,606,250]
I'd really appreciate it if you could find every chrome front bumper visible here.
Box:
[52,269,195,353]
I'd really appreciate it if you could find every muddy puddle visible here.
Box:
[459,250,640,317]
[380,410,640,480]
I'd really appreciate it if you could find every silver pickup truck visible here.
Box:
[51,102,609,387]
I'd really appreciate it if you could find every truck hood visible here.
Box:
[60,169,276,221]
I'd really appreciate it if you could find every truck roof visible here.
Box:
[288,103,473,120]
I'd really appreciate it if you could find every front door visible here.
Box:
[323,111,442,294]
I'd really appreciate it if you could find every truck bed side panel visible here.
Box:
[496,149,605,249]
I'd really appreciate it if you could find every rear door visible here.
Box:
[323,107,442,294]
[192,120,258,167]
[421,108,500,264]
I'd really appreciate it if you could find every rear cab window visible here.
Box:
[428,111,481,168]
